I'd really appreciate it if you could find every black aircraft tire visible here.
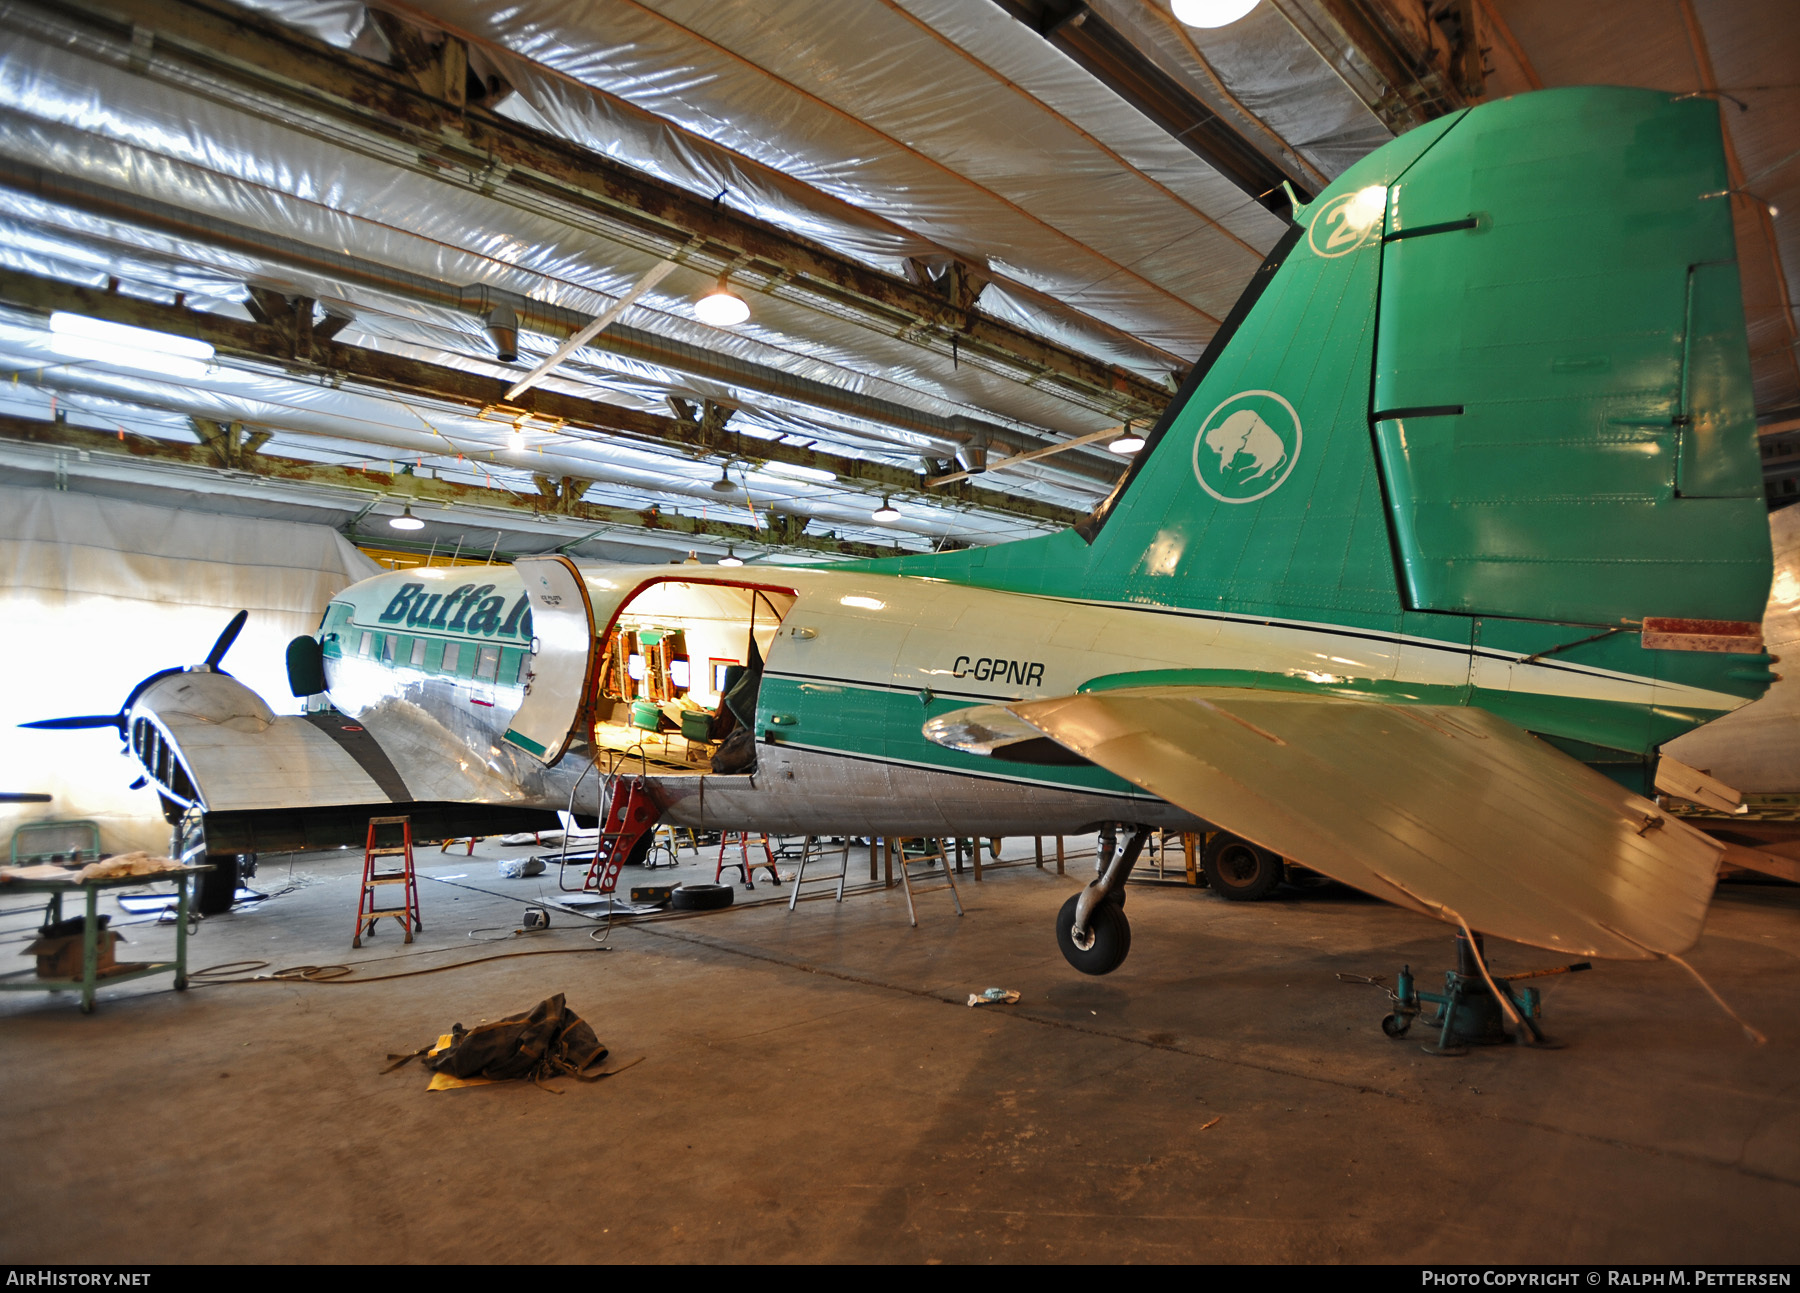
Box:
[671,883,734,912]
[1055,892,1131,976]
[1202,834,1284,902]
[195,852,240,916]
[175,811,239,916]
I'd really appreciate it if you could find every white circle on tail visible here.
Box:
[1191,391,1302,504]
[1307,186,1387,258]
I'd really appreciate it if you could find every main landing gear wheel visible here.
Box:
[1201,833,1284,902]
[174,810,246,916]
[1055,892,1131,976]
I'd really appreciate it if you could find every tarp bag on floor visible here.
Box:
[426,993,608,1082]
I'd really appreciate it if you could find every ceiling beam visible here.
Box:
[0,268,1087,530]
[992,0,1311,216]
[1282,0,1472,129]
[0,412,905,561]
[0,153,1122,481]
[8,0,1174,420]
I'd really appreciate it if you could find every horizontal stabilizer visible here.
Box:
[1007,687,1721,959]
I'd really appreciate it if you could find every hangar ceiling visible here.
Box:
[0,0,1792,564]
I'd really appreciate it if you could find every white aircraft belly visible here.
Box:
[646,745,1202,837]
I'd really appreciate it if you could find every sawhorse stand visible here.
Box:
[786,837,853,910]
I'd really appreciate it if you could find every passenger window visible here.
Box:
[442,642,461,674]
[410,638,427,667]
[475,646,500,681]
[515,652,532,684]
[359,632,373,658]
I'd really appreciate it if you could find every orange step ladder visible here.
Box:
[716,831,781,889]
[354,815,423,947]
[576,777,660,896]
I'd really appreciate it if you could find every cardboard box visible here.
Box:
[23,930,119,980]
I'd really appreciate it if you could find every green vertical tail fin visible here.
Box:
[879,87,1770,637]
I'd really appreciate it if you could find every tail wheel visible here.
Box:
[1055,892,1131,976]
[1201,833,1284,902]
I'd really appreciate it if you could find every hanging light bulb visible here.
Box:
[694,275,750,327]
[872,496,902,523]
[718,546,744,567]
[508,427,525,451]
[1171,0,1261,28]
[389,506,424,531]
[710,465,737,494]
[1109,433,1146,455]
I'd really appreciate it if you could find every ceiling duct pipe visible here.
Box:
[484,301,519,363]
[0,159,1121,488]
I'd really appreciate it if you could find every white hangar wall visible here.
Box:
[0,486,379,855]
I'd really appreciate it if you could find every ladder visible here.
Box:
[716,831,781,889]
[353,815,422,948]
[579,776,660,896]
[890,837,964,927]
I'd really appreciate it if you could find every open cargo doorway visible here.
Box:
[590,578,797,772]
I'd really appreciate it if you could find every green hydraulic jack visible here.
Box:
[1381,933,1592,1056]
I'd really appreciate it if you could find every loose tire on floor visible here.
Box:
[1055,892,1131,976]
[671,883,734,912]
[1201,833,1284,902]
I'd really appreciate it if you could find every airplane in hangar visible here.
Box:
[27,86,1779,981]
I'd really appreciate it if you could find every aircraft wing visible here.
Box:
[156,710,402,812]
[1003,687,1722,960]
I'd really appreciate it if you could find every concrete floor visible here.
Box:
[1,834,1797,1265]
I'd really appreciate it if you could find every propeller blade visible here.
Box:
[19,715,123,730]
[128,776,148,790]
[205,610,248,669]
